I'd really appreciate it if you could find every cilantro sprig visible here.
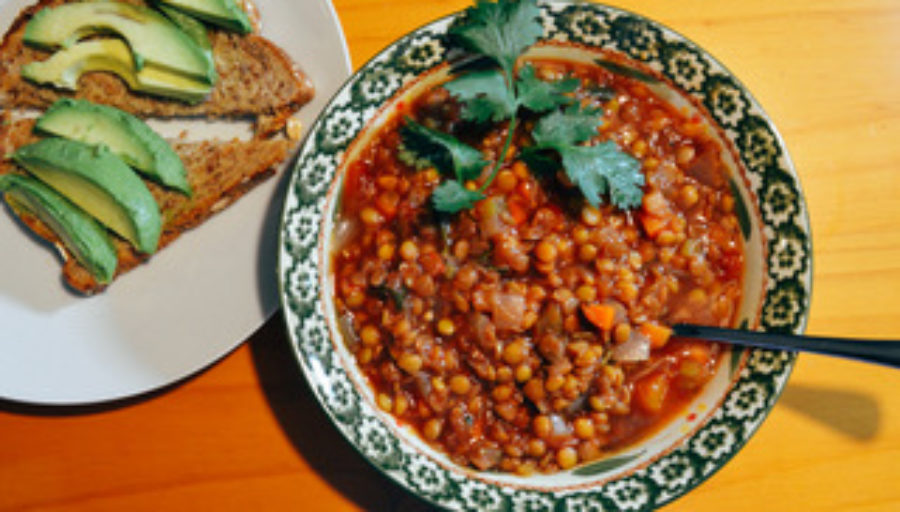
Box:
[400,119,488,211]
[399,0,644,214]
[449,0,543,80]
[528,106,644,209]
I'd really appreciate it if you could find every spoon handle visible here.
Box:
[672,324,900,369]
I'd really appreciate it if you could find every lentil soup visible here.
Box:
[330,54,746,475]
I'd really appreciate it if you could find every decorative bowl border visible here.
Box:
[278,2,811,510]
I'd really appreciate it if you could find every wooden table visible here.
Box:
[3,1,899,510]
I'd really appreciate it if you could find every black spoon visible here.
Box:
[672,324,900,369]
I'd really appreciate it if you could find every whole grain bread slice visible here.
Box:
[0,115,290,294]
[0,0,314,136]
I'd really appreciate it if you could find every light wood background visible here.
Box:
[2,1,899,510]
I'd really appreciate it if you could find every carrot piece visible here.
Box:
[635,372,669,413]
[640,213,668,238]
[582,303,616,332]
[516,180,535,204]
[420,251,445,277]
[507,198,528,225]
[640,322,673,349]
[641,190,674,237]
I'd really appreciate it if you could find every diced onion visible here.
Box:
[338,313,359,348]
[492,292,526,332]
[332,218,358,250]
[611,330,651,362]
[469,443,503,471]
[549,413,572,438]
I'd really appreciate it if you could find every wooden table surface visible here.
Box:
[3,1,900,510]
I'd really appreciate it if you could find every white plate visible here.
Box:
[0,0,351,405]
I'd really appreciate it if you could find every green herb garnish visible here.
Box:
[529,105,644,209]
[449,0,543,80]
[399,0,645,214]
[400,119,487,179]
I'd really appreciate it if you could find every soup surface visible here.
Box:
[332,58,743,474]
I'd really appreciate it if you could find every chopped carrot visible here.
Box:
[582,303,616,332]
[640,214,669,238]
[640,322,673,349]
[517,180,535,204]
[507,198,528,225]
[634,372,669,413]
[420,251,445,277]
[641,190,674,237]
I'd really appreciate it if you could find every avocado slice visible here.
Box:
[156,0,252,34]
[21,38,212,104]
[23,1,216,84]
[12,138,162,254]
[0,173,118,284]
[156,3,214,57]
[36,99,192,195]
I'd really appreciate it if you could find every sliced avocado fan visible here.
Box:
[0,173,118,284]
[21,38,213,104]
[36,99,192,195]
[12,138,162,254]
[23,1,216,84]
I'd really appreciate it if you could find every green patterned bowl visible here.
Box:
[278,2,811,510]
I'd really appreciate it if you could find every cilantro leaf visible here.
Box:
[400,119,486,181]
[556,142,644,209]
[531,104,603,147]
[515,63,580,113]
[450,0,543,77]
[444,63,579,123]
[444,69,516,123]
[531,105,644,210]
[399,0,645,214]
[432,180,486,213]
[518,148,558,176]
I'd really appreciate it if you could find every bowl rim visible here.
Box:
[277,2,812,510]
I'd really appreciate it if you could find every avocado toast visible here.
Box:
[0,113,289,294]
[0,0,314,136]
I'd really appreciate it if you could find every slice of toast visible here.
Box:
[0,115,290,294]
[0,0,314,136]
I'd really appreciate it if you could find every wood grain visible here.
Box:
[2,1,899,511]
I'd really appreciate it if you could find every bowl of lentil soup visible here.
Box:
[278,1,811,509]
